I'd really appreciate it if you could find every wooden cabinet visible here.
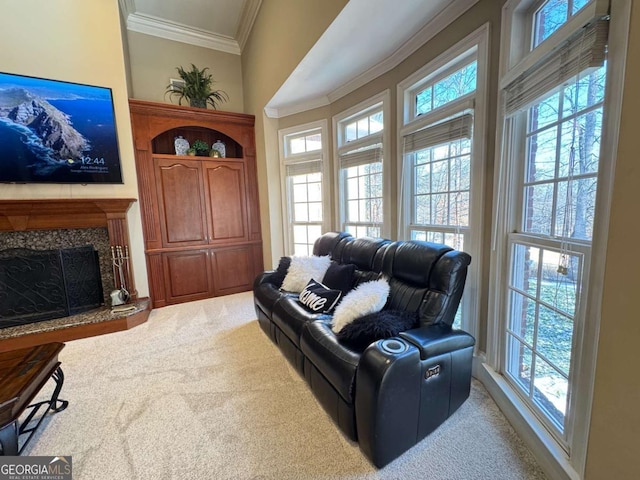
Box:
[129,100,263,308]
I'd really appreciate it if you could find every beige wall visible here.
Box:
[585,2,640,478]
[127,31,244,112]
[0,0,148,298]
[241,0,349,268]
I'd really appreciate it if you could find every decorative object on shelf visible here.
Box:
[211,140,226,158]
[210,150,220,158]
[191,139,209,156]
[174,136,190,156]
[187,148,196,156]
[164,64,229,109]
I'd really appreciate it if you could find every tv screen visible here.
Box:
[0,71,123,184]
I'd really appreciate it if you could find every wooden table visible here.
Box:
[0,343,68,455]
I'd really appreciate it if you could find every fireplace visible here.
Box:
[0,198,138,299]
[0,198,150,353]
[0,245,103,328]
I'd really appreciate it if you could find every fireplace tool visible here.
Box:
[110,245,130,306]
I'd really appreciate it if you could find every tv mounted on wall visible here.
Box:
[0,71,123,184]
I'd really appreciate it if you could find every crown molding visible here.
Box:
[118,0,135,18]
[327,0,480,103]
[236,0,262,52]
[126,12,241,55]
[265,95,331,119]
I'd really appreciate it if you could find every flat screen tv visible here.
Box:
[0,71,123,184]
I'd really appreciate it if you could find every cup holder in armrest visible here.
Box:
[379,339,408,354]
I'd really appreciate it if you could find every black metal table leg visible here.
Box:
[49,367,69,413]
[17,367,68,454]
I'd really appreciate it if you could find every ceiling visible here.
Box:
[119,0,479,118]
[266,0,479,117]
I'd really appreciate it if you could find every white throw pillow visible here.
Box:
[331,278,390,334]
[281,255,331,293]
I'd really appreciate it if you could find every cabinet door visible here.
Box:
[162,250,213,304]
[203,161,248,243]
[154,158,209,247]
[211,246,253,295]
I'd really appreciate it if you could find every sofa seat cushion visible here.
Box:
[301,320,361,404]
[272,296,331,346]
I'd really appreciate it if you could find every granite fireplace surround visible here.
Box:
[0,199,150,353]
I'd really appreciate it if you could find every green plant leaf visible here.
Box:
[164,64,229,110]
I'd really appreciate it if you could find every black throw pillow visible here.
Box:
[337,309,419,351]
[272,256,291,288]
[298,279,342,314]
[322,261,356,295]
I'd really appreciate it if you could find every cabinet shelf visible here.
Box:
[152,126,243,158]
[152,153,245,162]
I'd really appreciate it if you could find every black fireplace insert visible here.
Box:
[0,245,103,329]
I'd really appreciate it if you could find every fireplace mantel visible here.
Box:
[0,198,136,232]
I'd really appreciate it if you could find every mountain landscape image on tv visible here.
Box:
[0,72,123,184]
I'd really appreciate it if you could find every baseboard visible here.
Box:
[472,356,582,480]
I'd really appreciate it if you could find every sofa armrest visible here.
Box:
[253,270,280,289]
[356,338,423,467]
[399,324,475,360]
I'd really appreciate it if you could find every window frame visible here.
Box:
[279,119,331,255]
[487,0,630,477]
[397,24,489,338]
[333,90,391,238]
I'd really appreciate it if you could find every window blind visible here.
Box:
[403,113,473,153]
[339,145,382,169]
[285,159,322,177]
[504,19,608,115]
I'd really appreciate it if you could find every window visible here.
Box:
[415,60,477,116]
[279,121,329,255]
[503,55,606,442]
[490,0,625,473]
[399,26,488,332]
[335,91,390,238]
[405,115,473,253]
[532,0,591,47]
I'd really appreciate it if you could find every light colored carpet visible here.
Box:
[24,292,547,479]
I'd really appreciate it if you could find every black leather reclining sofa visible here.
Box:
[253,232,475,467]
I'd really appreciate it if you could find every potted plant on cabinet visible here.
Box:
[191,140,209,157]
[165,64,229,109]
